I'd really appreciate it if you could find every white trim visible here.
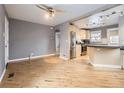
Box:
[4,16,9,65]
[107,27,119,45]
[0,68,6,83]
[59,56,68,60]
[9,54,55,63]
[92,63,121,69]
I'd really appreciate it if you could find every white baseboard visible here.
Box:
[59,56,68,60]
[9,54,55,63]
[0,68,6,83]
[92,63,121,69]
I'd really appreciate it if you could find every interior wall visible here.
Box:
[55,22,70,59]
[0,5,7,78]
[9,19,56,60]
[90,24,118,38]
[119,16,124,46]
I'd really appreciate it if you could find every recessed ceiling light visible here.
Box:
[100,16,103,19]
[120,11,124,16]
[112,11,116,14]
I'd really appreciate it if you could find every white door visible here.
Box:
[55,32,60,55]
[4,16,9,65]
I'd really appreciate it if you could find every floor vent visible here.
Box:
[8,73,14,78]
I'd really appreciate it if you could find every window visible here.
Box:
[109,36,119,44]
[107,28,119,44]
[90,31,101,42]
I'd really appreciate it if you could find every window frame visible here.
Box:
[107,28,119,45]
[90,30,102,43]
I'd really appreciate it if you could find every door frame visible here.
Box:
[70,31,76,59]
[55,32,60,55]
[4,16,9,65]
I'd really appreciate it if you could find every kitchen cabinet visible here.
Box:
[87,46,121,68]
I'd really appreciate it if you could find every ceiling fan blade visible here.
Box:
[35,4,64,16]
[35,4,49,12]
[55,9,64,13]
[40,4,51,9]
[39,4,64,13]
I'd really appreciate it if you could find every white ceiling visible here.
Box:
[74,5,124,28]
[5,4,117,26]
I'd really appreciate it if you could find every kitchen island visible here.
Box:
[87,44,121,68]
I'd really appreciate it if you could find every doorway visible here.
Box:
[55,32,60,56]
[4,16,9,65]
[70,31,76,59]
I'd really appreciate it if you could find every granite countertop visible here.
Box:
[120,46,124,50]
[87,44,120,48]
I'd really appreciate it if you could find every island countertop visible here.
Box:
[86,44,120,48]
[87,45,121,68]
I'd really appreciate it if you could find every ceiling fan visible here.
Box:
[35,4,64,17]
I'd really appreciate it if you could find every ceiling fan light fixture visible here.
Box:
[51,12,55,17]
[45,13,50,19]
[49,11,55,17]
[45,11,55,19]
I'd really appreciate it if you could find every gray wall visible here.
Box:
[55,23,70,59]
[119,16,124,45]
[0,5,7,78]
[90,24,118,38]
[9,19,55,60]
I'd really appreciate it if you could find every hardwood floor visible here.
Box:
[0,56,124,88]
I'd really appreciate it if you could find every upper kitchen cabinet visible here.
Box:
[69,24,90,39]
[69,24,79,32]
[76,29,86,39]
[69,25,86,39]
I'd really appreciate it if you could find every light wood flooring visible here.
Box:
[0,56,124,88]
